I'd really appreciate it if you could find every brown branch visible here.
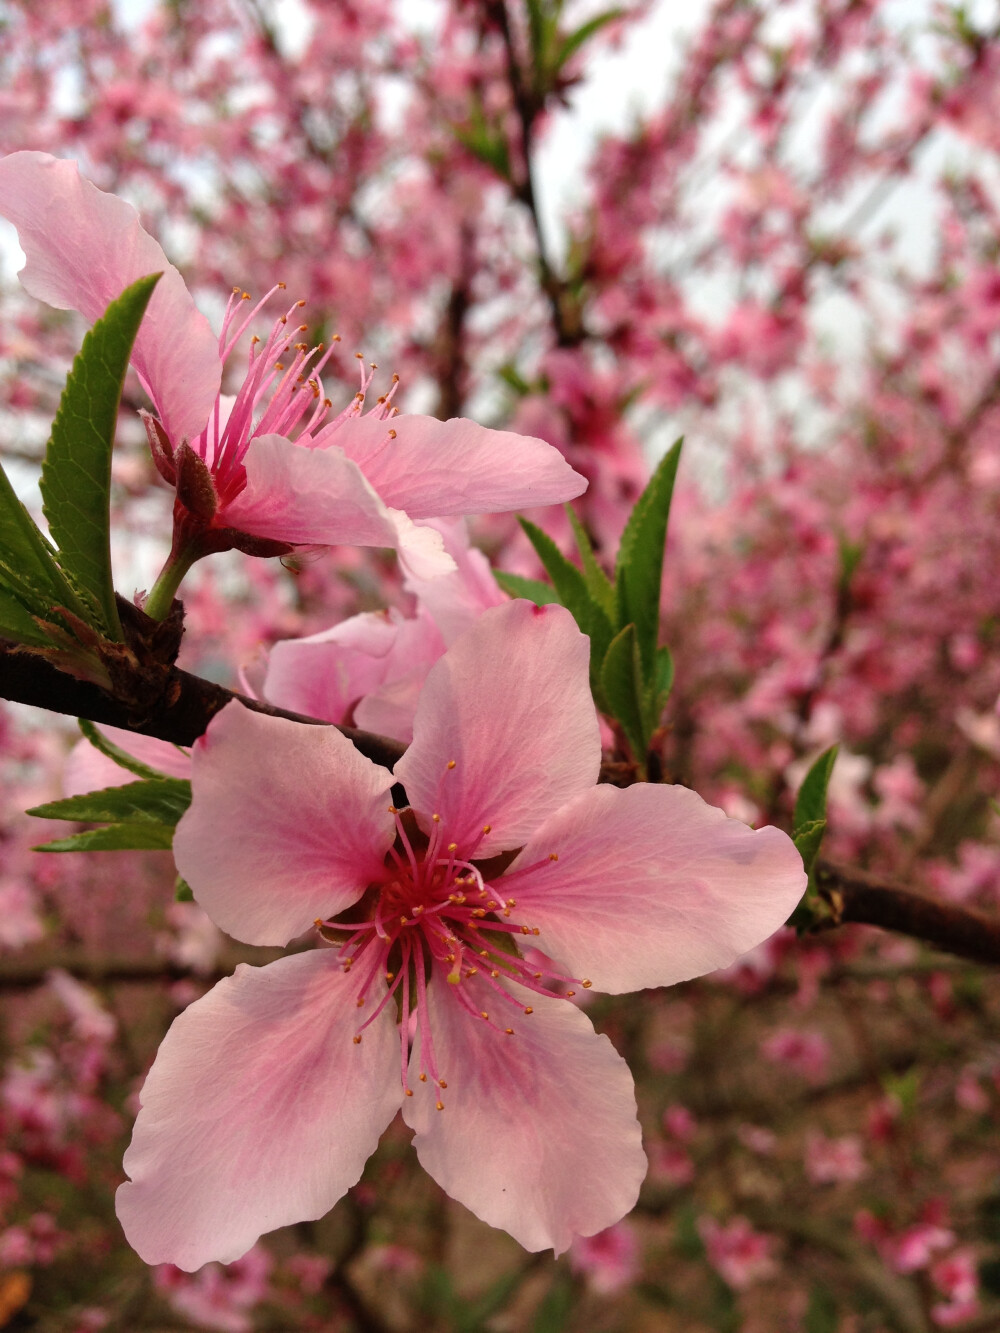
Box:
[816,861,1000,965]
[6,609,1000,968]
[0,634,406,771]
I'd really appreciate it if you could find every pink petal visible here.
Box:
[221,436,451,575]
[402,978,645,1254]
[394,602,600,858]
[117,951,400,1270]
[0,152,219,445]
[403,519,507,644]
[321,414,588,518]
[263,612,401,724]
[173,703,395,946]
[508,784,807,993]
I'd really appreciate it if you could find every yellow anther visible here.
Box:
[399,916,408,926]
[324,397,332,408]
[436,1101,445,1111]
[353,1035,362,1044]
[278,281,287,289]
[480,1011,489,1020]
[392,373,400,383]
[482,824,492,834]
[419,1073,427,1082]
[356,998,365,1008]
[447,759,456,769]
[479,949,489,957]
[524,1006,534,1015]
[567,990,576,997]
[314,918,323,928]
[241,291,251,301]
[298,323,308,332]
[296,299,306,307]
[532,927,540,936]
[448,843,457,853]
[438,1080,448,1089]
[533,972,542,980]
[275,362,285,371]
[356,351,364,359]
[388,805,398,814]
[405,1088,413,1097]
[487,900,498,909]
[505,1027,514,1035]
[388,428,397,439]
[466,967,478,976]
[370,361,377,369]
[521,925,531,935]
[251,334,260,345]
[432,813,442,823]
[490,970,499,978]
[548,853,559,862]
[232,285,242,294]
[582,980,592,989]
[413,904,424,915]
[386,972,395,982]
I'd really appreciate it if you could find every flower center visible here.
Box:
[202,285,400,506]
[316,780,589,1111]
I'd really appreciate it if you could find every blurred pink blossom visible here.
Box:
[568,1221,640,1294]
[698,1216,777,1289]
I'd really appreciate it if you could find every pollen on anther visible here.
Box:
[549,853,559,862]
[296,299,306,308]
[524,1006,534,1015]
[582,980,593,988]
[447,842,457,853]
[353,1035,362,1044]
[419,1073,428,1082]
[505,1027,515,1035]
[482,824,492,834]
[405,1088,413,1097]
[480,1011,489,1020]
[436,1101,444,1111]
[388,428,397,439]
[490,969,499,978]
[241,291,251,301]
[438,1080,448,1089]
[432,814,442,823]
[356,998,365,1008]
[278,281,287,289]
[567,990,576,997]
[447,759,456,769]
[533,971,542,980]
[386,972,395,983]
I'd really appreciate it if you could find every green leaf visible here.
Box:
[34,823,175,853]
[41,273,161,641]
[175,876,194,902]
[531,1274,575,1333]
[0,460,90,632]
[566,505,615,619]
[493,571,561,606]
[519,519,614,689]
[643,644,675,735]
[600,624,646,758]
[0,586,54,646]
[614,439,682,677]
[793,817,827,875]
[77,717,184,782]
[793,744,839,834]
[553,8,625,71]
[28,777,191,828]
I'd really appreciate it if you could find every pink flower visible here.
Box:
[698,1216,778,1290]
[760,1027,831,1082]
[568,1221,640,1294]
[0,152,585,580]
[116,601,805,1269]
[804,1132,868,1185]
[931,1250,980,1326]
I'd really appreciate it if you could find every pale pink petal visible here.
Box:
[0,152,219,445]
[394,602,600,858]
[403,519,507,644]
[508,784,807,993]
[117,951,400,1270]
[402,978,645,1254]
[220,437,453,575]
[63,725,190,797]
[263,612,401,723]
[319,414,587,517]
[219,435,400,547]
[173,703,394,946]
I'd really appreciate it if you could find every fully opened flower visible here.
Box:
[117,602,806,1270]
[0,152,586,589]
